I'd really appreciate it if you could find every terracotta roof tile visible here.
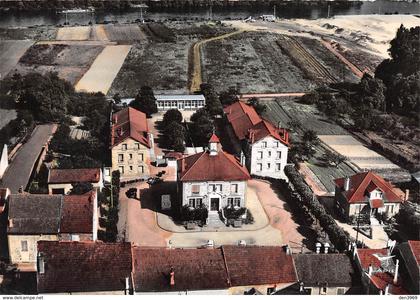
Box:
[177,150,250,182]
[408,240,420,266]
[133,247,229,292]
[334,172,403,204]
[48,168,101,184]
[60,191,95,234]
[111,107,150,148]
[370,272,408,295]
[357,248,389,269]
[37,241,133,293]
[209,133,220,143]
[222,245,297,286]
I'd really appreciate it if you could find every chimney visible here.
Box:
[344,177,350,191]
[125,277,130,294]
[170,268,175,287]
[404,189,409,201]
[384,284,390,295]
[240,151,246,166]
[393,259,399,285]
[368,264,373,276]
[316,242,322,254]
[238,240,246,247]
[206,240,214,248]
[284,245,291,255]
[8,219,13,228]
[324,243,330,254]
[352,243,357,259]
[299,282,304,293]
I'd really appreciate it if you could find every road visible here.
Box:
[241,93,306,99]
[0,124,57,193]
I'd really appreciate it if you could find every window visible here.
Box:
[227,197,241,207]
[274,141,279,148]
[139,153,144,161]
[267,287,275,294]
[268,151,272,157]
[122,144,127,150]
[231,184,238,194]
[129,153,133,160]
[267,163,271,169]
[139,165,144,174]
[262,141,267,148]
[189,198,203,208]
[129,165,133,171]
[191,185,200,195]
[337,288,345,295]
[118,154,124,162]
[71,234,80,241]
[209,184,222,192]
[104,168,110,176]
[21,240,28,252]
[258,151,263,160]
[119,166,124,174]
[276,163,281,171]
[135,143,140,150]
[277,151,282,159]
[322,287,327,294]
[257,163,263,171]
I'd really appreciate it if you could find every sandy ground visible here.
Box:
[0,40,33,76]
[319,135,400,170]
[226,15,420,58]
[56,26,92,41]
[335,219,389,249]
[75,45,131,94]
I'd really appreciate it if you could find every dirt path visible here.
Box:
[241,92,306,99]
[189,29,244,92]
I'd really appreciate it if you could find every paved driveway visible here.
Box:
[0,124,57,193]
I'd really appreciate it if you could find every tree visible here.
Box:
[302,130,320,147]
[161,109,183,128]
[130,86,157,117]
[247,97,266,114]
[200,83,223,116]
[219,87,239,106]
[300,91,320,105]
[351,105,374,130]
[69,182,94,195]
[164,121,186,151]
[190,108,214,146]
[323,149,347,167]
[357,73,386,110]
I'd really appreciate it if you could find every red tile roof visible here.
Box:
[222,245,297,287]
[37,241,133,293]
[111,107,150,148]
[357,248,389,269]
[408,240,420,266]
[60,191,95,234]
[209,133,220,143]
[132,247,230,292]
[224,101,289,146]
[48,168,101,184]
[177,149,250,182]
[370,199,384,209]
[370,272,408,295]
[334,171,403,204]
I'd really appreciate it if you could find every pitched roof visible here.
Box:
[132,247,230,292]
[356,248,389,269]
[224,101,289,145]
[177,150,250,182]
[37,241,133,293]
[396,240,420,294]
[209,133,220,143]
[408,240,420,266]
[334,172,403,204]
[293,254,354,287]
[60,191,95,234]
[111,107,150,148]
[222,245,298,287]
[8,194,63,234]
[370,272,408,295]
[48,168,101,184]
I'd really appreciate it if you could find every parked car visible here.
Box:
[147,177,163,185]
[126,188,137,199]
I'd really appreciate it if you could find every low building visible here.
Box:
[393,240,420,295]
[293,253,355,295]
[224,101,289,180]
[111,107,153,180]
[37,241,133,294]
[352,245,408,295]
[334,171,404,221]
[7,192,98,270]
[155,94,205,111]
[177,134,250,217]
[47,168,104,194]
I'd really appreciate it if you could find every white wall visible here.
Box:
[0,145,8,179]
[249,136,288,180]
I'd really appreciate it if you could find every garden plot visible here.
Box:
[109,40,191,97]
[202,32,313,93]
[0,40,33,77]
[75,45,131,94]
[56,26,91,40]
[14,43,104,85]
[319,135,400,170]
[103,24,146,42]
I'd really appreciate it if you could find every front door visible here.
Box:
[210,198,219,211]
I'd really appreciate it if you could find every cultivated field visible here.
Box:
[0,26,56,40]
[202,31,313,93]
[14,43,104,85]
[75,45,131,94]
[56,24,146,42]
[0,40,33,77]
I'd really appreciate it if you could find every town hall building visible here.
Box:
[177,134,251,214]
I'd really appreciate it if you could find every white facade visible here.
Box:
[155,95,205,111]
[181,180,247,213]
[248,136,288,180]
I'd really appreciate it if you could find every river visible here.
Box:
[0,0,419,27]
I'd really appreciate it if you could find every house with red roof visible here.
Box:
[351,244,408,295]
[111,107,154,180]
[394,240,420,294]
[334,171,404,221]
[224,101,289,180]
[47,168,103,195]
[177,134,250,219]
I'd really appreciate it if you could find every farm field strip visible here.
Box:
[75,45,131,94]
[56,26,92,41]
[0,40,34,76]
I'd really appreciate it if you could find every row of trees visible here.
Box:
[160,109,186,152]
